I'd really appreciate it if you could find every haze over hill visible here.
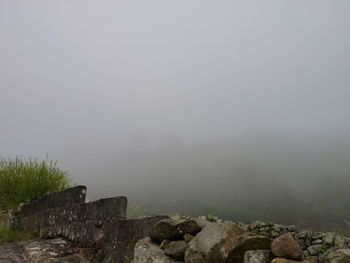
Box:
[1,0,350,226]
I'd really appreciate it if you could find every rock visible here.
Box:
[271,233,304,260]
[272,258,309,263]
[258,232,270,237]
[0,242,26,263]
[306,256,318,263]
[287,225,297,232]
[244,250,272,263]
[184,221,245,263]
[271,230,280,238]
[323,232,336,246]
[312,239,322,245]
[160,240,171,249]
[273,224,283,232]
[335,235,347,248]
[326,249,350,263]
[250,221,266,230]
[237,222,249,232]
[194,218,212,229]
[22,238,90,263]
[295,231,309,239]
[164,240,187,260]
[184,233,194,243]
[134,237,182,263]
[149,219,201,242]
[226,234,272,263]
[307,244,324,256]
[260,227,271,233]
[312,232,326,240]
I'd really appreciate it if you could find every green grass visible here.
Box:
[0,156,71,211]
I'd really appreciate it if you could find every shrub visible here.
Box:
[0,157,71,211]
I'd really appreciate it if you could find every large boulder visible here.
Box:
[149,219,201,242]
[326,249,350,263]
[164,240,187,260]
[244,250,272,263]
[185,221,245,263]
[134,237,183,263]
[271,233,304,260]
[226,234,272,263]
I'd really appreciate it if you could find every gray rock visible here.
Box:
[134,237,182,263]
[295,231,308,239]
[164,240,187,260]
[250,221,266,230]
[260,227,271,232]
[244,250,272,263]
[312,232,326,240]
[273,224,283,233]
[184,221,246,263]
[323,232,336,246]
[326,249,350,263]
[312,239,323,245]
[149,219,201,242]
[287,225,297,232]
[307,244,324,256]
[335,235,347,248]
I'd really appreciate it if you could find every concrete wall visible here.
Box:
[12,186,167,263]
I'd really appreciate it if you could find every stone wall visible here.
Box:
[19,185,87,217]
[10,186,167,263]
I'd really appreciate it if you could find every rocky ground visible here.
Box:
[0,238,92,263]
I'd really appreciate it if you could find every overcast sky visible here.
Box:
[1,1,349,199]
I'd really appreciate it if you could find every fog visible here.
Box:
[1,0,350,225]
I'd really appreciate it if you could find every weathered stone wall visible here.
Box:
[19,185,87,217]
[17,196,128,247]
[11,186,167,263]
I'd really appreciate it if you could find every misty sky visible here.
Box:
[1,1,349,200]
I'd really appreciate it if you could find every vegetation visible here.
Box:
[0,157,71,211]
[0,224,33,244]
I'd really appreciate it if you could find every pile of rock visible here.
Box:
[134,217,350,263]
[134,218,271,263]
[248,221,350,262]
